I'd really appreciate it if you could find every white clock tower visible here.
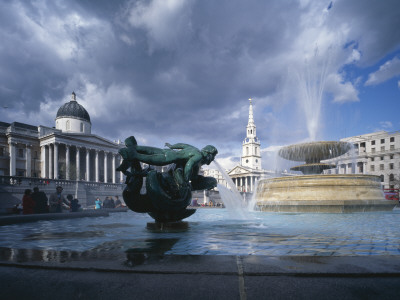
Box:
[241,98,261,169]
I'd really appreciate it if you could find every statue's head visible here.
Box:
[201,145,218,165]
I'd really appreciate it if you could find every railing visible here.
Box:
[0,175,124,191]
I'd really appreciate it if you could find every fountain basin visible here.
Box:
[256,174,396,213]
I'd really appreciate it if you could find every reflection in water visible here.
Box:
[125,238,180,266]
[0,238,180,266]
[1,210,400,256]
[24,231,105,240]
[87,223,135,229]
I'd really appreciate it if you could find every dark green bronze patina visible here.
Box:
[116,136,218,222]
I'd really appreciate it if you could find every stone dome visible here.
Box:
[56,92,91,123]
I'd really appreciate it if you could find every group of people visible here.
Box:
[94,196,123,209]
[19,186,81,215]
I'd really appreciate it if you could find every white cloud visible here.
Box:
[365,56,400,86]
[325,73,359,103]
[380,121,393,129]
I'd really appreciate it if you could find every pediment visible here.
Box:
[228,165,252,175]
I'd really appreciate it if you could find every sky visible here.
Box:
[1,0,400,171]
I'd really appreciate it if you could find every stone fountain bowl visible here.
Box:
[278,141,352,162]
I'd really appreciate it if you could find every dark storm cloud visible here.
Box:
[1,0,400,169]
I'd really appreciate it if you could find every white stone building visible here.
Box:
[204,99,281,193]
[0,92,123,183]
[323,131,400,189]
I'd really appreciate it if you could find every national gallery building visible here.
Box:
[0,92,123,183]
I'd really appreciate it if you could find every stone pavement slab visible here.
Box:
[2,255,400,299]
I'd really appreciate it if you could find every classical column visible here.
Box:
[86,148,90,181]
[112,153,116,184]
[250,176,253,193]
[240,177,243,192]
[54,143,59,179]
[9,142,16,176]
[26,145,32,177]
[363,162,367,174]
[95,150,99,182]
[104,151,108,183]
[76,147,81,180]
[66,145,70,180]
[41,146,47,178]
[48,144,53,179]
[245,176,248,193]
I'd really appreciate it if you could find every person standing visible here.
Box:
[95,197,102,209]
[22,189,35,215]
[31,187,48,214]
[49,186,69,213]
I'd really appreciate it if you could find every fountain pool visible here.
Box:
[1,208,400,258]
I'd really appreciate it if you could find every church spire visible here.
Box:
[248,98,254,126]
[241,98,261,170]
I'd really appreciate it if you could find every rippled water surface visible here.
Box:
[1,208,400,256]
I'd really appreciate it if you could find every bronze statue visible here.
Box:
[117,136,218,222]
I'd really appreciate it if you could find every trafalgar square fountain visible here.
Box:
[255,141,397,212]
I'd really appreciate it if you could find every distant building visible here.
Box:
[323,131,400,189]
[205,98,283,193]
[0,92,123,183]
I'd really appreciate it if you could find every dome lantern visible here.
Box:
[55,92,92,134]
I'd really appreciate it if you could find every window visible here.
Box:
[390,145,395,150]
[390,163,394,170]
[66,120,70,131]
[390,137,395,142]
[371,140,375,145]
[371,148,375,153]
[370,165,375,172]
[0,147,3,156]
[380,156,384,161]
[380,175,384,182]
[381,139,385,144]
[246,147,249,155]
[380,164,384,171]
[80,122,84,132]
[381,146,385,151]
[17,149,24,158]
[371,157,375,162]
[390,155,394,159]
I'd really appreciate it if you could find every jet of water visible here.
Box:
[213,160,252,220]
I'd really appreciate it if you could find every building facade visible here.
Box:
[0,92,123,183]
[323,131,400,189]
[205,98,284,193]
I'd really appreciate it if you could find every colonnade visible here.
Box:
[231,175,260,193]
[40,142,122,183]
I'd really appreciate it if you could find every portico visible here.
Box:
[39,134,122,183]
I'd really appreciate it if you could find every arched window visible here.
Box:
[66,120,70,131]
[389,174,395,182]
[380,175,384,182]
